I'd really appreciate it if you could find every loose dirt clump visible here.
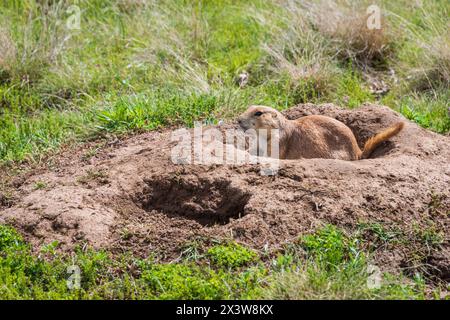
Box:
[1,103,449,280]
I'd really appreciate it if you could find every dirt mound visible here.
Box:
[1,103,449,279]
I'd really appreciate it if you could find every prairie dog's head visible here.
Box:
[237,105,286,131]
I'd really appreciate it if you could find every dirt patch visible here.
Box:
[1,103,449,279]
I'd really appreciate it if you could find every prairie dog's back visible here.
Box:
[237,105,404,161]
[285,115,362,160]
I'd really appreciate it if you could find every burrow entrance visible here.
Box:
[137,175,251,226]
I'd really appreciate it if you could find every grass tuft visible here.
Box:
[207,242,257,269]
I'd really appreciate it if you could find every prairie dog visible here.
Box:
[237,105,404,160]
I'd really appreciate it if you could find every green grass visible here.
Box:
[33,181,47,190]
[262,226,430,299]
[357,219,445,248]
[383,91,450,133]
[207,242,257,268]
[0,224,439,300]
[0,0,449,164]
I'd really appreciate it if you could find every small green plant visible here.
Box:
[178,238,207,262]
[411,221,444,247]
[357,222,403,245]
[120,228,132,241]
[81,147,101,161]
[427,192,448,216]
[0,225,25,251]
[301,224,360,268]
[33,181,47,190]
[40,241,60,255]
[207,242,257,268]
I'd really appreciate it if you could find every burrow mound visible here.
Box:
[1,103,449,280]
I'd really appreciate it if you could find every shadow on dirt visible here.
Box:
[138,175,251,226]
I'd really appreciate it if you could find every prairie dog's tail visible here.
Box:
[360,122,405,159]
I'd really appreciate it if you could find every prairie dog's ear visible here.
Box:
[269,110,278,118]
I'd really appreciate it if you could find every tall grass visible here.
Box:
[0,0,449,163]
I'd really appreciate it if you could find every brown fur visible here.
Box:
[237,105,404,160]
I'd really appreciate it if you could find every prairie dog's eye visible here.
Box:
[254,111,263,117]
